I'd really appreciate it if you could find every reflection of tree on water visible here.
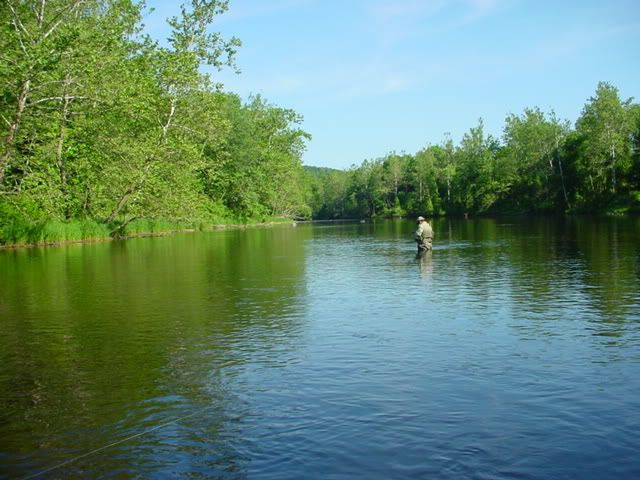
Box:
[417,217,640,353]
[416,250,434,278]
[494,216,640,352]
[0,224,311,479]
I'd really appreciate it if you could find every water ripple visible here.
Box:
[1,218,639,479]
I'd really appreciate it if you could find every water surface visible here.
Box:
[1,217,639,479]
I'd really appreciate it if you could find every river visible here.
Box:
[1,217,639,479]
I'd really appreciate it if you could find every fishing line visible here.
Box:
[20,403,220,480]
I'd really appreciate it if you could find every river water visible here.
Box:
[1,217,639,479]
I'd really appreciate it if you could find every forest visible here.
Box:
[1,1,639,245]
[307,84,640,219]
[0,0,311,244]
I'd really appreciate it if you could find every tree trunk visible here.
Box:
[56,77,73,205]
[558,156,570,209]
[110,216,138,237]
[555,135,570,209]
[105,174,146,224]
[610,142,617,194]
[161,98,177,144]
[82,185,92,216]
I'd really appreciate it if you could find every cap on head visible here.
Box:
[417,216,425,222]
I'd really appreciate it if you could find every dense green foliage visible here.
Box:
[307,82,640,219]
[1,2,638,246]
[0,0,310,244]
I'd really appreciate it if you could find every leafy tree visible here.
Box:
[629,104,640,191]
[348,159,384,217]
[411,147,438,215]
[575,82,634,203]
[453,119,504,213]
[503,107,571,210]
[102,0,240,228]
[1,0,314,243]
[0,0,97,185]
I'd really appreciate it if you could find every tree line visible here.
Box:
[2,2,639,246]
[1,0,311,244]
[307,82,640,219]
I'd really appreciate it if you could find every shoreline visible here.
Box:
[2,211,637,250]
[0,221,293,251]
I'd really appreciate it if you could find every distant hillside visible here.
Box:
[303,165,344,177]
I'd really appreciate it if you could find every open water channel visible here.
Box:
[1,217,639,479]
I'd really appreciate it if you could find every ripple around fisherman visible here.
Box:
[414,216,433,253]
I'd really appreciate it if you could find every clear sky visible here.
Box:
[143,0,640,169]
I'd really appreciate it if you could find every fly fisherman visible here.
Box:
[414,216,433,252]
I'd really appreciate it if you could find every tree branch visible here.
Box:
[110,216,138,236]
[38,0,47,27]
[29,95,88,105]
[41,0,87,42]
[6,1,32,40]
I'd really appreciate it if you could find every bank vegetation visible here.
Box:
[1,1,638,246]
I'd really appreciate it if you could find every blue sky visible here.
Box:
[143,0,640,169]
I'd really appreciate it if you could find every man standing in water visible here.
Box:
[414,216,433,252]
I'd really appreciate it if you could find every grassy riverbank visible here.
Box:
[0,216,293,248]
